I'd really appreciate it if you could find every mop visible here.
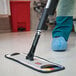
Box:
[5,0,65,73]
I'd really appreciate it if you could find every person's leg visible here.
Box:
[57,0,74,16]
[52,16,73,41]
[51,0,74,52]
[52,16,73,51]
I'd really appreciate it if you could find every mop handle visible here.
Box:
[37,0,59,30]
[26,0,59,61]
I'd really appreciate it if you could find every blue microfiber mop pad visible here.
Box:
[51,37,67,52]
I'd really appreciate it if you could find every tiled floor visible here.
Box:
[0,30,76,76]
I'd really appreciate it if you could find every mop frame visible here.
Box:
[5,53,65,73]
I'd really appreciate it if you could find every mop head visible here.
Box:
[5,53,65,73]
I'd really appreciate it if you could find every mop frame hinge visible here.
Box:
[26,53,34,61]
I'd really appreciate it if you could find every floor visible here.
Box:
[0,30,76,76]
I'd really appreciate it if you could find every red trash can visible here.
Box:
[10,1,30,32]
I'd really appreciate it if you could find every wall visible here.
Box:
[0,0,11,33]
[0,0,7,14]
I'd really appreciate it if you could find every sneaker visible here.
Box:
[51,37,67,52]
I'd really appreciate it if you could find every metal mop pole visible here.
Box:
[26,0,59,61]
